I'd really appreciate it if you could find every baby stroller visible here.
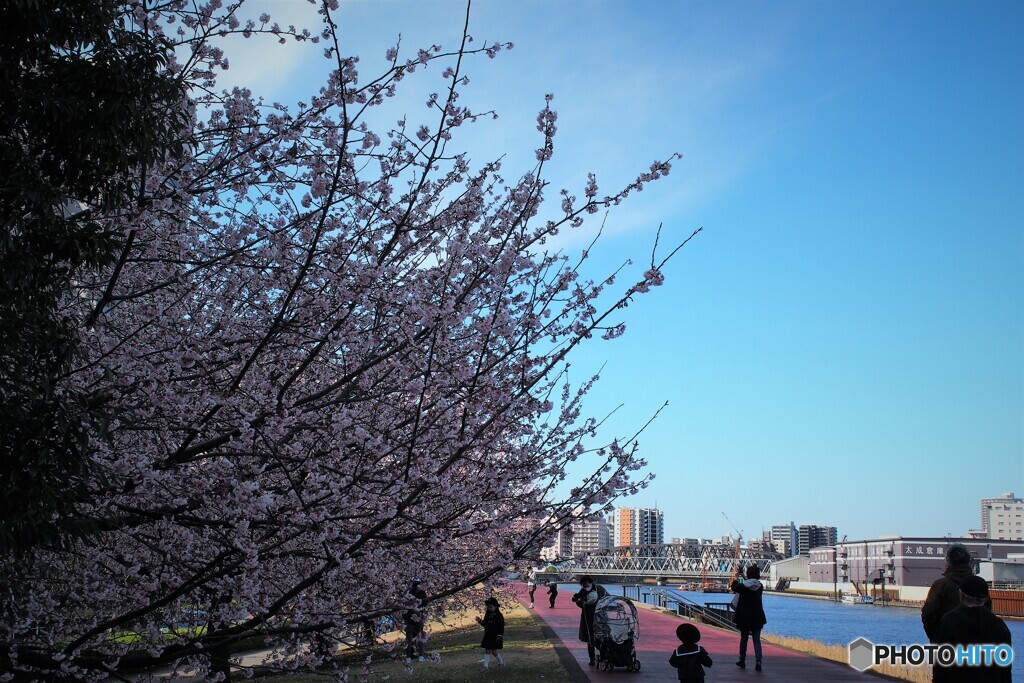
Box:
[592,595,641,672]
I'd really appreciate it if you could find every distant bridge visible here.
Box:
[544,543,784,582]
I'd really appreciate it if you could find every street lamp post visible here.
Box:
[878,568,885,606]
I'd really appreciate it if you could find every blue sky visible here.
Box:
[223,0,1023,542]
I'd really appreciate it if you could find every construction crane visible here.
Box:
[722,512,744,583]
[696,513,746,592]
[722,512,743,546]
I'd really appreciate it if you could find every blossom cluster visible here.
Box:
[0,1,686,679]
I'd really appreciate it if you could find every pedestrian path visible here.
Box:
[511,583,898,681]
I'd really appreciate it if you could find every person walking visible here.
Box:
[476,597,506,672]
[933,575,1012,683]
[669,623,713,682]
[527,576,537,608]
[547,580,558,608]
[571,575,608,666]
[922,544,988,643]
[403,577,429,663]
[730,565,767,672]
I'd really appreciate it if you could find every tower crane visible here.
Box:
[722,512,743,546]
[722,512,744,582]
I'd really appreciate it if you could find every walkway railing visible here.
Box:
[675,594,738,632]
[619,585,738,632]
[619,585,677,609]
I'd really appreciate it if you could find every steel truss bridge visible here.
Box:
[551,543,784,582]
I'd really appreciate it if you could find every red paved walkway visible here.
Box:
[511,583,897,681]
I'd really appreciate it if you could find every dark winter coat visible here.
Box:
[572,584,608,642]
[921,565,990,642]
[480,610,505,650]
[669,643,713,682]
[403,584,428,629]
[933,605,1012,683]
[730,578,767,630]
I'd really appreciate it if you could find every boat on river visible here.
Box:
[841,594,874,605]
[698,582,730,593]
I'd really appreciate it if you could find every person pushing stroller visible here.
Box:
[571,575,608,666]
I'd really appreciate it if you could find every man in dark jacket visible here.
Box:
[933,575,1012,683]
[922,545,990,642]
[572,575,608,666]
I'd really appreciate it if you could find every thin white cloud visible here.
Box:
[212,0,326,96]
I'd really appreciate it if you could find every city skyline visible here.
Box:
[541,493,1022,563]
[224,0,1022,541]
[583,495,1021,547]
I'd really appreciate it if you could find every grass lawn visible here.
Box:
[259,600,572,683]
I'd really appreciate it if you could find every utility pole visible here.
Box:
[833,547,838,602]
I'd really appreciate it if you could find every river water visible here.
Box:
[554,583,1023,677]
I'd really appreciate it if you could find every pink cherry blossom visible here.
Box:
[0,2,693,680]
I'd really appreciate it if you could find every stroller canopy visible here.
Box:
[593,595,639,645]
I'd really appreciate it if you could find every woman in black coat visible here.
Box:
[571,575,608,666]
[476,597,505,670]
[730,565,767,671]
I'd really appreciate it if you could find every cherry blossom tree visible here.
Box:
[0,1,695,680]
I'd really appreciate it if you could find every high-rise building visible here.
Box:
[747,539,776,553]
[539,527,573,561]
[611,507,664,546]
[637,508,664,545]
[798,524,838,555]
[571,516,611,554]
[611,508,631,547]
[771,523,799,558]
[976,493,1024,541]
